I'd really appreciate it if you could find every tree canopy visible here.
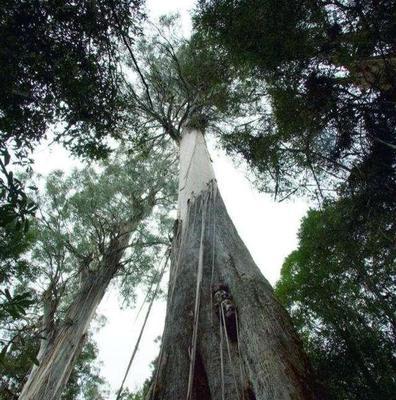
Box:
[275,199,395,399]
[194,0,396,200]
[0,0,145,157]
[118,15,258,146]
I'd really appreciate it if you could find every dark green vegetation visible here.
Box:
[195,1,396,398]
[0,0,145,323]
[0,0,144,158]
[276,200,395,399]
[1,332,106,400]
[195,0,396,198]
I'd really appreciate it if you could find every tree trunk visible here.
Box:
[150,128,319,399]
[19,224,134,400]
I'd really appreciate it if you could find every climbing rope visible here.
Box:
[235,310,246,399]
[219,309,225,400]
[186,194,208,400]
[221,302,242,399]
[210,183,217,327]
[115,250,170,400]
[133,263,164,324]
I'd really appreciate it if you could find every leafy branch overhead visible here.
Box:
[119,15,258,144]
[0,0,145,157]
[194,0,396,200]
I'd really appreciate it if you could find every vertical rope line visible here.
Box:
[169,208,189,305]
[235,310,246,400]
[210,183,216,327]
[150,210,188,399]
[219,314,225,400]
[133,266,162,324]
[221,303,241,399]
[186,195,208,400]
[116,252,170,400]
[149,339,163,400]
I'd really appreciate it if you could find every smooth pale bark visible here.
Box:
[178,128,215,222]
[19,223,135,400]
[149,128,319,399]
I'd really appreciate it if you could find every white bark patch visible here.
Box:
[178,128,216,222]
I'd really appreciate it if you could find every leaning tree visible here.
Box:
[18,145,176,400]
[120,18,321,399]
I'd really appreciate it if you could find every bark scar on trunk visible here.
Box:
[213,284,238,342]
[244,381,257,400]
[192,350,211,400]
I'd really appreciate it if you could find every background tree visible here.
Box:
[60,338,107,400]
[1,330,107,400]
[194,0,396,200]
[0,224,107,400]
[1,142,176,400]
[275,199,396,399]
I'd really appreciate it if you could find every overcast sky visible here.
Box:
[32,0,310,397]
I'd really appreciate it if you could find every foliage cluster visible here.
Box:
[0,0,144,157]
[195,0,396,200]
[276,197,395,399]
[0,0,146,323]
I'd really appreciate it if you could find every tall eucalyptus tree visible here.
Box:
[121,19,320,399]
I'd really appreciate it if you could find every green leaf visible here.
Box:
[4,151,10,166]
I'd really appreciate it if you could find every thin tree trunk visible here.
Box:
[19,224,134,400]
[149,128,319,399]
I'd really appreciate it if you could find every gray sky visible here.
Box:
[32,0,310,396]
